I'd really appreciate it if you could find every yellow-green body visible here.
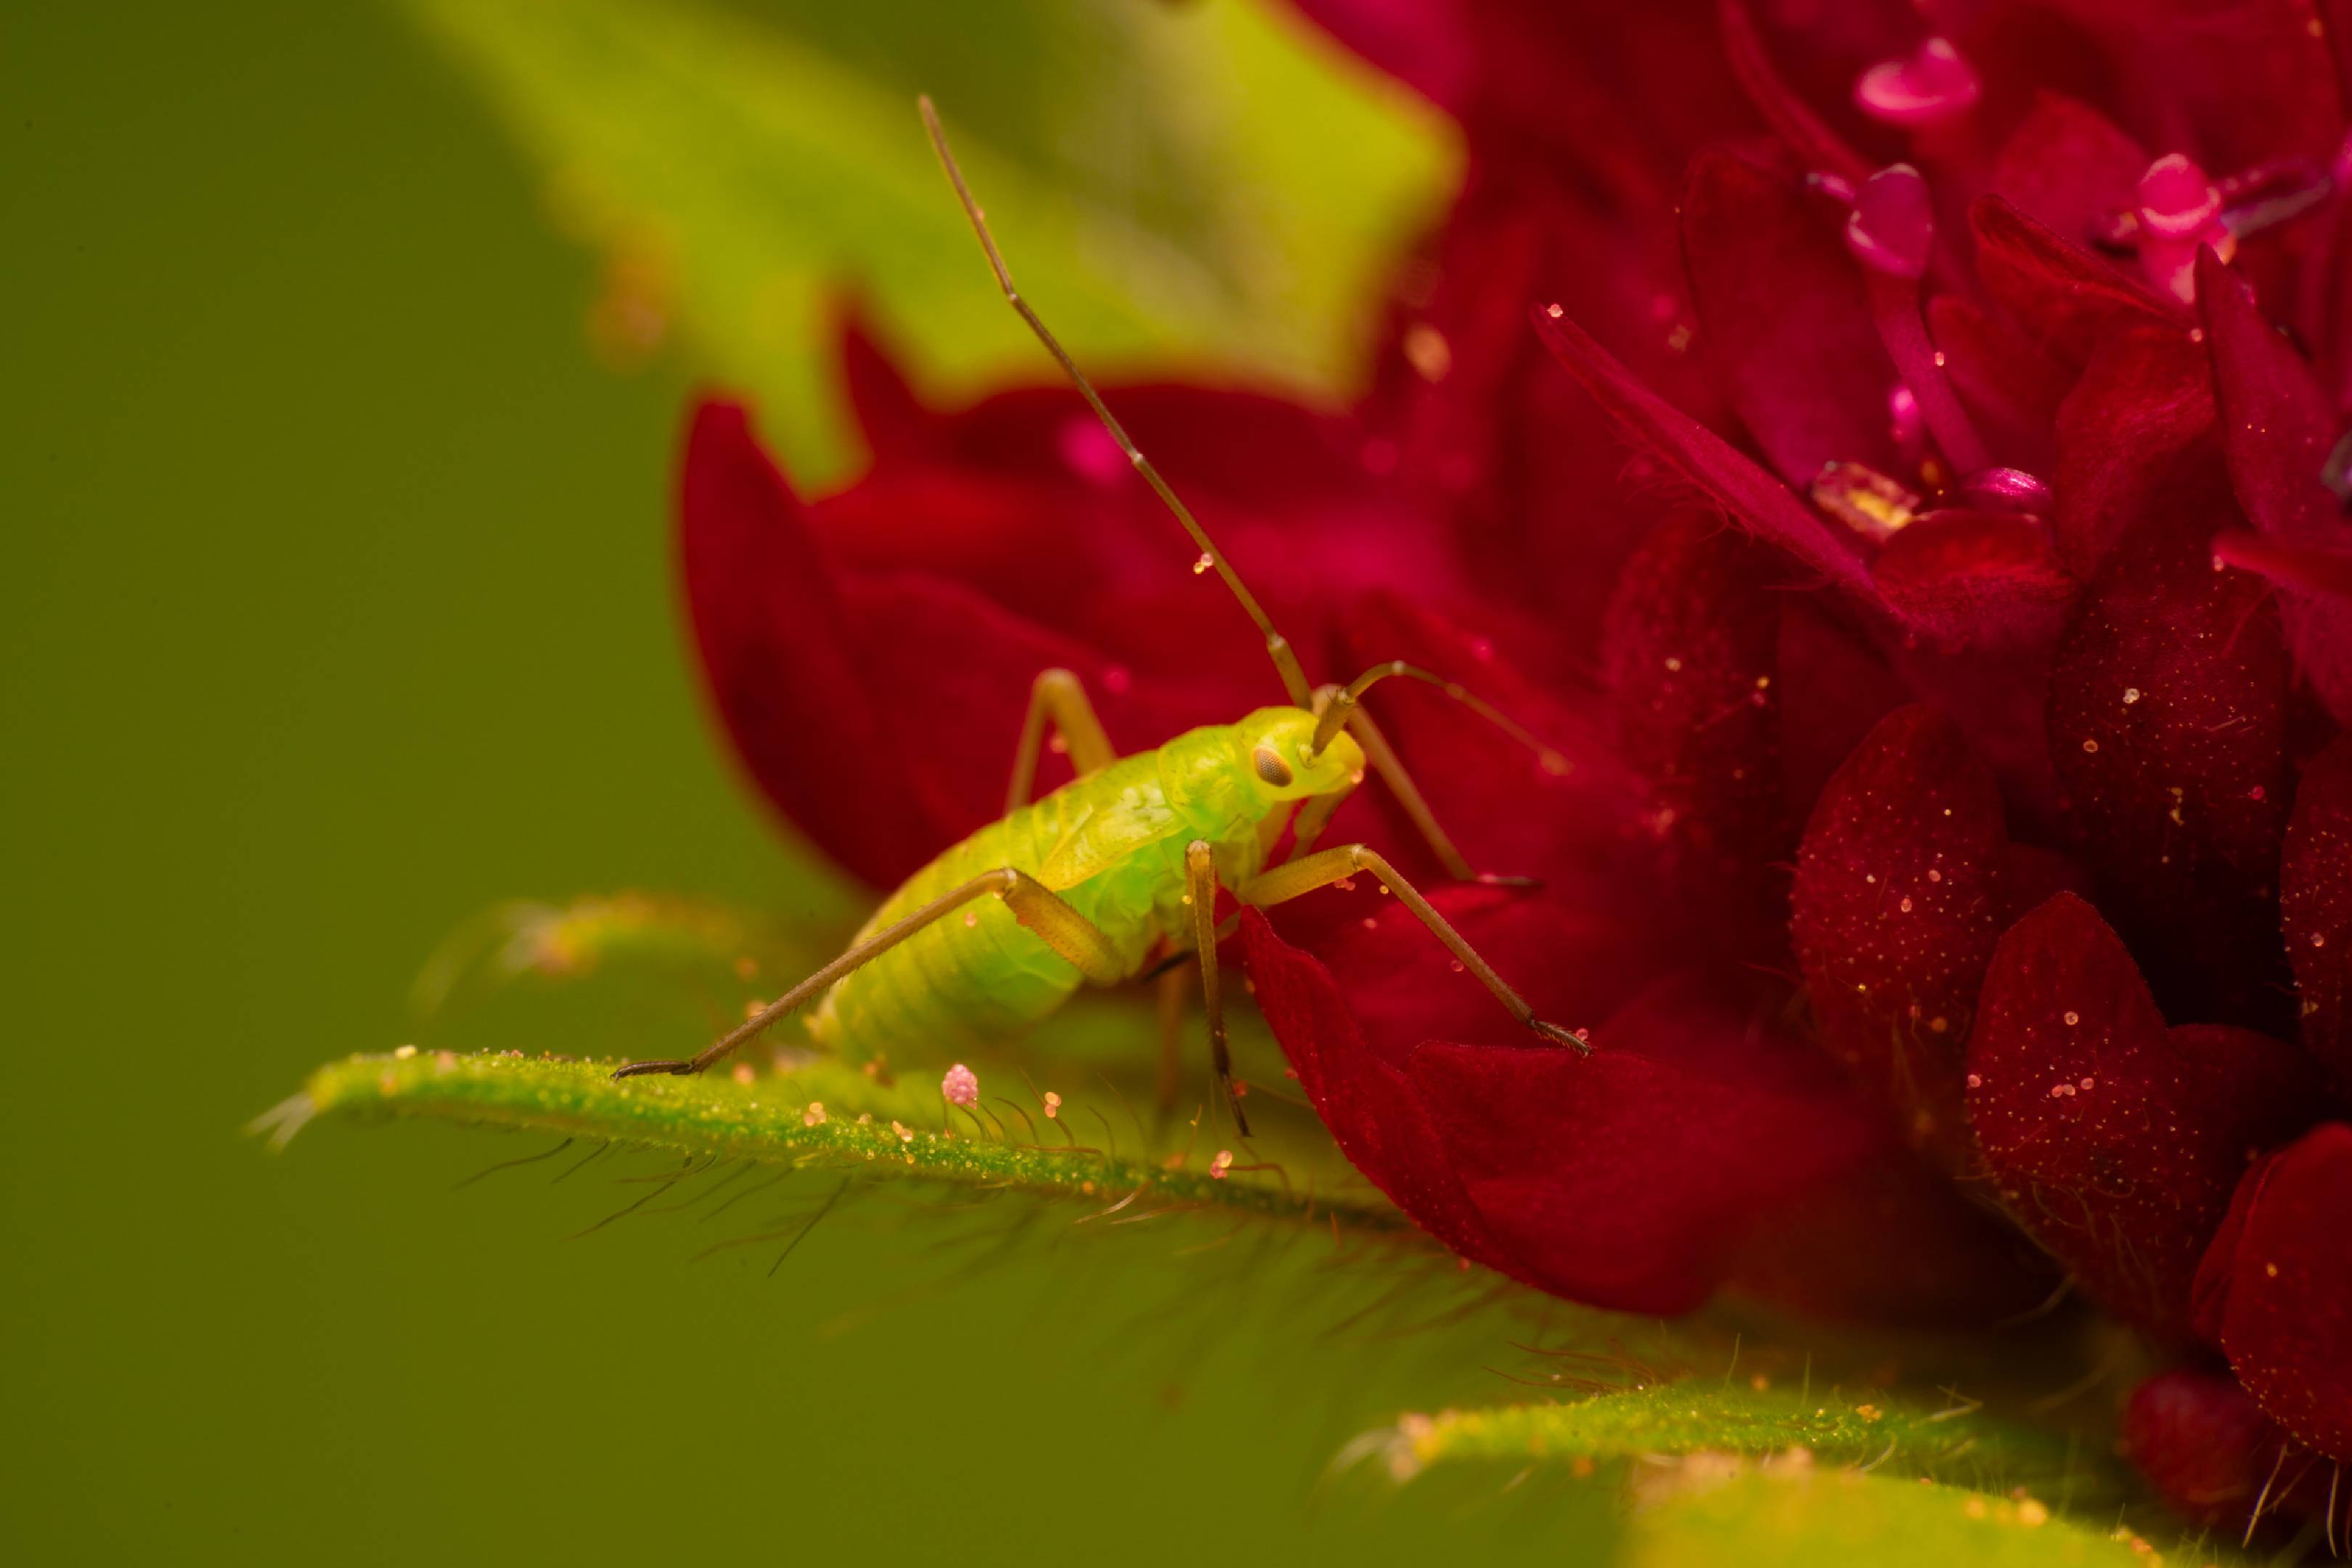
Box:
[807,706,1362,1057]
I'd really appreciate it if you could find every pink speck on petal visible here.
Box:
[941,1062,980,1106]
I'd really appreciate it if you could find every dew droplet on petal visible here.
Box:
[2064,1010,2081,1026]
[1899,897,1914,912]
[2081,739,2099,754]
[2123,687,2141,704]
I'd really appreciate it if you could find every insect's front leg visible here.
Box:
[1005,667,1117,812]
[1238,845,1588,1054]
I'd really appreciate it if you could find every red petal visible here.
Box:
[2199,248,2352,725]
[1530,305,1881,603]
[2052,324,2226,579]
[1722,1146,2060,1328]
[1602,512,1792,943]
[1714,0,1871,185]
[1773,600,1909,817]
[1987,92,2148,249]
[1792,705,2007,1172]
[1969,195,2179,371]
[1869,509,2078,652]
[833,300,931,465]
[1926,295,2068,480]
[1332,590,1654,902]
[1241,894,1886,1315]
[2285,735,2352,1090]
[2047,512,2293,1024]
[2124,1368,2335,1533]
[1680,146,1899,486]
[2194,1123,2352,1462]
[2037,0,2345,171]
[1967,893,2320,1340]
[679,399,940,886]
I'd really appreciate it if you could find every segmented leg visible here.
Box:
[1006,671,1116,812]
[613,867,1126,1079]
[1307,688,1535,887]
[1238,844,1588,1053]
[1185,839,1250,1135]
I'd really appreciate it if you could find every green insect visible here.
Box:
[613,100,1585,1131]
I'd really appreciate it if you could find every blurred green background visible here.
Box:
[1,1,1639,1560]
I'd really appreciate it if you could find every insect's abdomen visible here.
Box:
[804,727,1265,1061]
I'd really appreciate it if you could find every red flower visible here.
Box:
[679,0,2352,1530]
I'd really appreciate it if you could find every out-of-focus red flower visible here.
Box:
[681,0,2352,1527]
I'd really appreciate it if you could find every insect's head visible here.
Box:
[1236,706,1364,803]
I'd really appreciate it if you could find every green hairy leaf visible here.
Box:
[401,0,1457,481]
[1355,1382,2105,1498]
[261,1049,1408,1232]
[1625,1471,2173,1567]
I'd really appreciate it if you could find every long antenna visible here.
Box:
[919,94,1315,710]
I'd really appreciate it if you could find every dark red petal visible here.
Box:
[2285,735,2352,1090]
[2200,249,2343,544]
[2052,324,2227,579]
[1925,295,2068,480]
[2124,1368,2335,1533]
[1241,886,1886,1315]
[1403,972,1887,1314]
[1792,704,2006,1172]
[1868,509,2078,652]
[1530,305,1880,603]
[1967,893,2319,1341]
[1987,92,2148,249]
[2046,513,2292,1024]
[834,300,932,465]
[1601,512,1791,941]
[1774,600,1909,817]
[1969,195,2179,372]
[2038,0,2345,171]
[1715,0,1871,185]
[1331,590,1657,905]
[1679,146,1899,486]
[2194,1124,2352,1462]
[679,399,940,886]
[2199,248,2352,724]
[1722,1146,2060,1328]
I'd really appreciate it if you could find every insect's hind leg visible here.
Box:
[1006,667,1117,812]
[612,868,1127,1079]
[1183,839,1251,1136]
[1237,845,1588,1053]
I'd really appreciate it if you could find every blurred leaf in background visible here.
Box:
[407,0,1458,481]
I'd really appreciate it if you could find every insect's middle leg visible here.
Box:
[1006,667,1117,812]
[1238,845,1588,1053]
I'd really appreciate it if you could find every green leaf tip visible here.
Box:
[269,1050,1406,1232]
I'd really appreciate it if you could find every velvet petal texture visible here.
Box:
[2284,735,2352,1091]
[2200,248,2352,727]
[1793,705,2010,1173]
[1966,893,2320,1342]
[1241,894,1887,1314]
[2046,515,2292,1024]
[2123,1368,2334,1534]
[2192,1123,2352,1462]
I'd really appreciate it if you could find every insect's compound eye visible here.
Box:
[1251,746,1294,788]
